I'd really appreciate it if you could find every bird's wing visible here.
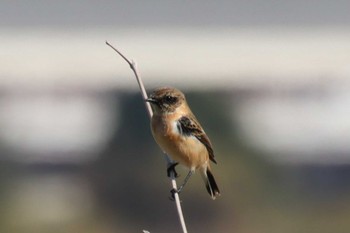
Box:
[177,115,217,164]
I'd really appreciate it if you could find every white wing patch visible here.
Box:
[173,119,199,141]
[171,120,181,135]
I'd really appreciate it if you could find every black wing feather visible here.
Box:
[177,115,217,164]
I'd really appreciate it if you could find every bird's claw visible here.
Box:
[169,188,181,201]
[167,162,179,178]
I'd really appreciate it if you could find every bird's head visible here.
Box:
[146,87,186,114]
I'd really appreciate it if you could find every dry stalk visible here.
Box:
[106,41,188,233]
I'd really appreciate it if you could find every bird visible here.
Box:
[146,87,220,200]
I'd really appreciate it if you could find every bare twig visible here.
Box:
[106,41,188,233]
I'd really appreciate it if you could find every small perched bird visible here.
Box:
[146,87,220,199]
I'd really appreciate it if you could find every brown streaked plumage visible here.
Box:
[146,87,220,199]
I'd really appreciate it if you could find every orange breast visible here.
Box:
[151,114,209,169]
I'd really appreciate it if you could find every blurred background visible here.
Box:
[1,1,350,232]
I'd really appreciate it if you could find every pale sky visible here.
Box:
[1,27,350,90]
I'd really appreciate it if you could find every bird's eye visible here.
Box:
[165,95,177,103]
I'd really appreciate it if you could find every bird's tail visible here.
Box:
[201,167,220,200]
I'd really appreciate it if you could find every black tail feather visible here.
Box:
[205,168,220,200]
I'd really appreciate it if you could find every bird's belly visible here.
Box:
[153,130,208,169]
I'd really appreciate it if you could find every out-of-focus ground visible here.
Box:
[1,1,350,232]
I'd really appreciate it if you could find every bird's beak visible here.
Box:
[145,97,158,104]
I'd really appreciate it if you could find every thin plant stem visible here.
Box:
[106,41,188,233]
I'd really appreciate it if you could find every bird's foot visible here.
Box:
[167,162,179,178]
[169,188,181,201]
